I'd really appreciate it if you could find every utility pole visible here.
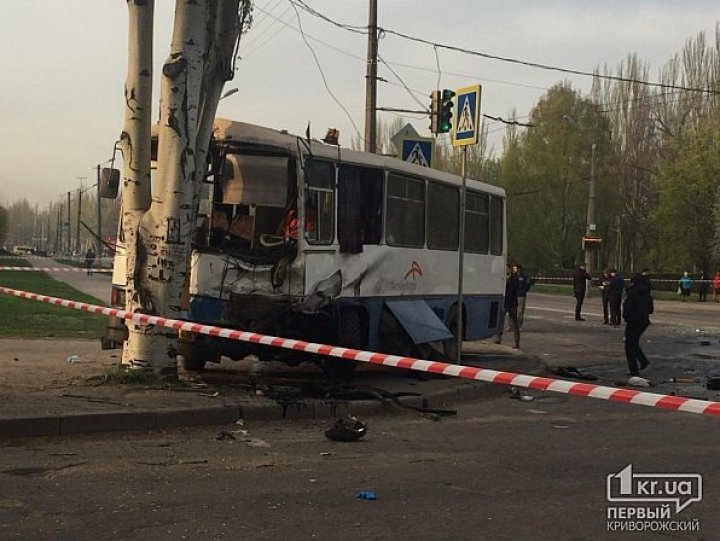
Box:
[96,165,103,257]
[66,191,71,254]
[584,142,597,273]
[56,208,61,253]
[75,189,82,253]
[363,0,378,153]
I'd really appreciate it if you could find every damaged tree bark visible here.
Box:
[121,0,243,378]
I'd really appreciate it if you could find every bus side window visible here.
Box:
[306,159,335,244]
[490,196,504,255]
[385,174,425,248]
[427,182,459,250]
[465,191,489,253]
[338,165,383,253]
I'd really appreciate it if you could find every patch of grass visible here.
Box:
[0,265,106,338]
[532,283,574,295]
[101,365,159,385]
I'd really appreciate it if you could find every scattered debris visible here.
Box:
[551,425,570,429]
[700,341,711,346]
[509,387,534,401]
[66,355,80,364]
[325,416,367,442]
[552,367,598,381]
[60,394,126,406]
[216,430,236,441]
[320,452,332,456]
[627,376,651,388]
[12,357,18,362]
[706,377,720,391]
[665,377,700,384]
[357,490,377,500]
[245,438,271,448]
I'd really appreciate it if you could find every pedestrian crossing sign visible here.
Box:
[452,84,482,147]
[400,137,434,168]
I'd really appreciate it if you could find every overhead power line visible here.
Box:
[287,1,720,96]
[483,114,534,128]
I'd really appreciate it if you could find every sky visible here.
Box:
[0,0,718,207]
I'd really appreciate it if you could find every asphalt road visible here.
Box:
[2,277,719,540]
[1,396,717,541]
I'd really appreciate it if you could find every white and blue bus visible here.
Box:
[107,119,507,378]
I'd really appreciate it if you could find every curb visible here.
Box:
[0,356,547,439]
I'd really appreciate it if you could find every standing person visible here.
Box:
[495,265,521,349]
[698,270,709,302]
[678,272,693,302]
[599,268,612,324]
[623,273,653,379]
[713,271,720,302]
[514,263,532,329]
[84,248,96,276]
[608,269,624,326]
[572,263,591,321]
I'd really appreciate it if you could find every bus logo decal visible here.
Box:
[404,261,423,281]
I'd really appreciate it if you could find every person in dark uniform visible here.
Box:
[608,269,624,326]
[623,273,652,376]
[514,263,533,329]
[495,264,521,349]
[573,263,591,321]
[698,270,709,302]
[599,268,612,324]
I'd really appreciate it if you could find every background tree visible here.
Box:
[498,83,614,269]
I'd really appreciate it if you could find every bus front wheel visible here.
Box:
[321,309,364,385]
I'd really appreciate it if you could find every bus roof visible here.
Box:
[212,118,505,197]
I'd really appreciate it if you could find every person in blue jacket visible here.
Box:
[678,272,693,302]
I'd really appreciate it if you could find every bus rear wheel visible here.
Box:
[178,339,220,372]
[321,309,364,386]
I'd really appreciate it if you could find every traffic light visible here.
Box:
[439,89,455,133]
[429,90,440,134]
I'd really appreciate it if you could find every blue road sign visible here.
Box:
[452,84,482,147]
[401,138,434,168]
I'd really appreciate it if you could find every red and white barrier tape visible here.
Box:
[0,267,112,273]
[1,284,719,417]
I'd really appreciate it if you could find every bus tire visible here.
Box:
[443,305,462,361]
[321,309,364,385]
[178,340,219,372]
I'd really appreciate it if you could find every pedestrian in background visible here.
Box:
[599,268,612,324]
[623,273,653,378]
[514,263,532,329]
[698,270,709,302]
[678,272,693,302]
[608,269,624,326]
[84,248,96,276]
[496,264,521,349]
[573,263,591,321]
[713,271,720,302]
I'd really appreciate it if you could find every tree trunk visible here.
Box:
[121,0,241,378]
[121,0,154,369]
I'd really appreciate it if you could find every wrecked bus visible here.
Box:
[105,119,507,380]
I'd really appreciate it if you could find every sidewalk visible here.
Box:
[0,336,545,439]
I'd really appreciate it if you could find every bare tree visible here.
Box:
[120,0,247,377]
